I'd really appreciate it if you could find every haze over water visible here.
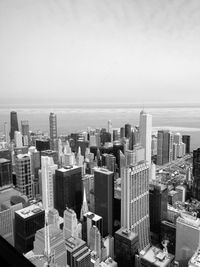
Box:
[0,103,200,151]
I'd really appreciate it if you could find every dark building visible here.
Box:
[193,148,200,200]
[100,131,111,145]
[10,111,19,141]
[65,237,91,267]
[125,124,132,139]
[35,139,50,152]
[0,158,12,188]
[113,142,124,172]
[149,183,168,244]
[120,127,125,139]
[76,140,89,156]
[115,228,139,267]
[182,135,190,154]
[129,131,136,150]
[160,220,176,255]
[94,168,114,237]
[157,130,173,165]
[14,205,45,254]
[54,166,82,219]
[0,149,11,161]
[113,129,119,141]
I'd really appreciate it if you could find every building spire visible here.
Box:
[80,186,89,221]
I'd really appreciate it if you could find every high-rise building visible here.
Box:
[15,154,33,199]
[80,187,89,221]
[4,122,9,144]
[14,204,45,254]
[120,127,125,139]
[115,228,139,267]
[89,225,102,260]
[157,130,173,166]
[41,149,58,165]
[54,166,82,219]
[121,162,150,251]
[33,225,67,267]
[175,213,200,267]
[139,111,152,165]
[65,236,91,267]
[125,124,132,139]
[41,156,57,210]
[0,158,12,189]
[63,206,81,240]
[149,183,168,244]
[14,131,23,148]
[10,111,19,141]
[35,139,50,152]
[182,135,190,154]
[193,148,200,200]
[21,120,30,146]
[94,168,114,237]
[49,112,57,151]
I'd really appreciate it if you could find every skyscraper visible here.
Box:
[21,120,30,146]
[41,156,58,210]
[0,158,12,189]
[49,112,57,151]
[139,111,152,165]
[10,111,19,141]
[94,168,114,237]
[4,122,9,144]
[193,148,200,200]
[182,135,191,154]
[54,166,82,218]
[63,207,80,239]
[121,161,150,251]
[89,225,102,261]
[14,131,23,147]
[15,154,33,199]
[125,124,132,139]
[157,130,173,166]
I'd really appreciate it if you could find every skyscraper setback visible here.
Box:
[10,111,19,141]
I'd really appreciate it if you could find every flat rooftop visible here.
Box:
[93,167,113,175]
[58,165,81,172]
[141,246,174,267]
[0,158,10,164]
[15,204,44,219]
[84,211,102,221]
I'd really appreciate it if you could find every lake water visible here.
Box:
[0,103,200,150]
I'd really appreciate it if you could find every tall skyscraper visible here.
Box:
[0,158,12,189]
[193,148,200,200]
[89,225,102,261]
[14,131,23,147]
[182,135,191,154]
[157,130,173,166]
[15,154,33,199]
[139,111,152,165]
[63,207,81,240]
[121,161,150,251]
[10,111,19,141]
[4,122,9,144]
[175,213,200,267]
[21,120,30,146]
[125,124,132,139]
[41,156,57,210]
[80,187,89,221]
[94,168,114,237]
[54,166,82,218]
[49,112,57,151]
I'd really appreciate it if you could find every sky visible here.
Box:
[1,0,200,104]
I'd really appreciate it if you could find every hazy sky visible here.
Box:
[1,0,200,104]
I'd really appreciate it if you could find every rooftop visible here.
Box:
[15,204,44,219]
[58,165,80,172]
[189,248,200,267]
[0,158,10,164]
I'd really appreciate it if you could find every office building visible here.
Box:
[65,236,91,267]
[82,211,103,245]
[160,220,176,255]
[4,122,9,144]
[63,206,81,239]
[21,120,30,146]
[115,228,139,267]
[14,131,23,147]
[49,112,57,151]
[149,183,168,244]
[0,158,12,189]
[33,225,67,267]
[125,124,132,139]
[120,127,125,139]
[54,166,82,219]
[10,111,19,141]
[89,225,102,260]
[35,139,50,152]
[182,135,190,154]
[193,148,200,200]
[41,156,57,210]
[175,213,200,267]
[41,149,58,165]
[121,162,150,251]
[94,168,114,237]
[157,130,173,166]
[14,204,45,254]
[15,154,33,199]
[139,111,152,165]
